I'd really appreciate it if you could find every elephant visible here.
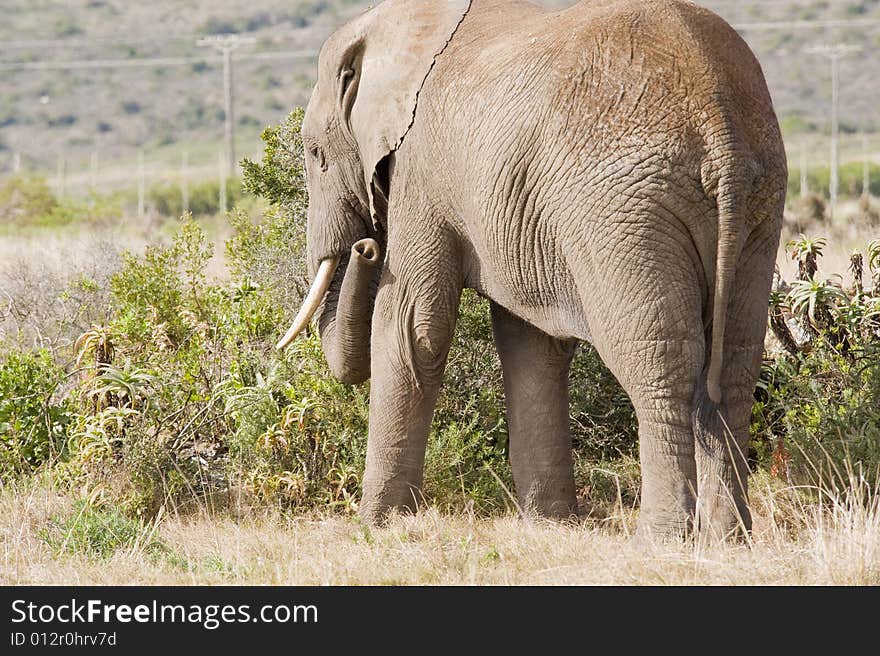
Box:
[277,0,787,541]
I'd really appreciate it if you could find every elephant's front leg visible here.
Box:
[490,302,578,519]
[358,237,463,525]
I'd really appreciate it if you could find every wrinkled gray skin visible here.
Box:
[296,0,786,541]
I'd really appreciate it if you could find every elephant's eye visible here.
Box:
[309,145,327,172]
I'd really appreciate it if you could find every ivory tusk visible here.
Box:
[276,257,341,350]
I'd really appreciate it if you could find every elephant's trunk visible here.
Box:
[318,238,382,384]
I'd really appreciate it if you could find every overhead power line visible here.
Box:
[0,30,318,51]
[0,50,317,72]
[734,18,880,31]
[1,13,878,53]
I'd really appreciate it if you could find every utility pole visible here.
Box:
[806,44,862,219]
[197,34,255,179]
[218,150,228,215]
[863,134,871,198]
[56,152,66,197]
[800,139,808,197]
[137,149,145,219]
[180,151,189,214]
[90,150,99,190]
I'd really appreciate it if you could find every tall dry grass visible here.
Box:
[1,473,877,585]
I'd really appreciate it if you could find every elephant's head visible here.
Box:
[276,0,470,382]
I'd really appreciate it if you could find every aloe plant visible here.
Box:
[787,278,848,333]
[786,234,826,282]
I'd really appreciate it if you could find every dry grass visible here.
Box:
[2,476,878,586]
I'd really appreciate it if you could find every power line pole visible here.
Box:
[218,150,228,215]
[90,150,99,190]
[181,151,189,214]
[56,152,66,198]
[806,44,862,219]
[197,34,255,179]
[800,138,808,197]
[137,150,145,219]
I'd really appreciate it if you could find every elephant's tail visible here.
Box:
[706,173,747,404]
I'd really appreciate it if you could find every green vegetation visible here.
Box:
[39,498,165,560]
[1,110,878,531]
[0,350,71,478]
[752,237,880,493]
[148,177,246,218]
[0,173,252,225]
[787,162,880,199]
[0,176,124,228]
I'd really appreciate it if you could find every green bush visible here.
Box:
[753,338,880,491]
[0,176,60,223]
[39,498,167,559]
[241,108,307,207]
[149,177,245,217]
[0,350,71,477]
[754,237,880,492]
[0,175,124,227]
[787,162,880,200]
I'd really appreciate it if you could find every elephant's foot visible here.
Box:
[633,512,694,544]
[517,478,578,520]
[357,494,420,527]
[693,385,753,543]
[635,431,698,545]
[358,470,424,526]
[694,478,752,544]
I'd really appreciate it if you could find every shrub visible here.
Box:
[756,237,880,493]
[787,162,880,200]
[39,498,168,559]
[0,175,124,228]
[753,338,880,492]
[0,350,71,477]
[241,108,307,206]
[0,176,60,224]
[149,177,245,217]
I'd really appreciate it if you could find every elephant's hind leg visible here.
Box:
[490,302,578,519]
[582,224,705,540]
[694,219,779,542]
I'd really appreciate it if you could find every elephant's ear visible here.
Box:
[340,0,471,224]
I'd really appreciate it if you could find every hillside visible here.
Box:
[1,0,879,184]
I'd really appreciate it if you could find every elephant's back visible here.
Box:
[426,0,785,228]
[437,0,781,165]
